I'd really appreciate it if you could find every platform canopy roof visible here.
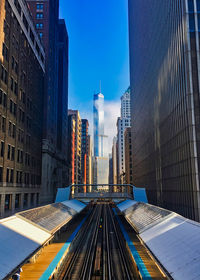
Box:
[0,199,86,279]
[117,200,200,280]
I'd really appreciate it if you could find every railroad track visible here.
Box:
[59,203,135,280]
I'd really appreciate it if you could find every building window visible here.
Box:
[36,13,43,19]
[1,65,8,84]
[197,0,200,12]
[36,23,43,29]
[0,89,7,106]
[15,194,20,209]
[39,32,43,39]
[5,194,12,211]
[6,168,9,182]
[7,144,11,160]
[1,116,6,132]
[31,193,35,206]
[23,193,28,208]
[11,146,15,161]
[1,141,4,157]
[188,0,194,12]
[36,3,43,10]
[10,169,14,183]
[189,14,195,31]
[2,43,8,61]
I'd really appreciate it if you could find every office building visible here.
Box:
[0,0,45,217]
[112,137,118,186]
[67,115,75,185]
[109,153,113,185]
[81,119,91,191]
[117,88,131,183]
[124,127,133,187]
[93,157,109,185]
[129,0,200,221]
[68,110,82,185]
[56,19,69,188]
[86,135,92,187]
[26,0,69,203]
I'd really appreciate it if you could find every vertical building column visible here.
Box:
[20,193,24,211]
[0,194,5,217]
[11,194,15,214]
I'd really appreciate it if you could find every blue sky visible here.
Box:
[59,0,130,148]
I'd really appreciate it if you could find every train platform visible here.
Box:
[20,210,89,280]
[117,199,200,280]
[114,208,167,279]
[0,199,86,279]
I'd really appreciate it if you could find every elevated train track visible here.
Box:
[58,203,136,280]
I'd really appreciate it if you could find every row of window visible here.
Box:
[0,113,32,134]
[0,166,40,185]
[0,142,35,162]
[5,0,44,63]
[188,0,200,12]
[1,192,39,212]
[2,43,19,76]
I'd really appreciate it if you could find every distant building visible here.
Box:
[81,119,90,191]
[129,0,200,221]
[112,137,118,186]
[117,87,131,183]
[93,92,105,157]
[93,91,109,186]
[86,135,92,187]
[93,157,109,185]
[67,115,75,185]
[68,110,82,185]
[109,153,113,185]
[0,0,45,217]
[124,128,133,194]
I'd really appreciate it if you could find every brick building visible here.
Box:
[0,0,45,217]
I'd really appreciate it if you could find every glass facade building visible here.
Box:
[129,0,200,221]
[93,92,105,157]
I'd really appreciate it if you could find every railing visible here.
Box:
[69,184,134,200]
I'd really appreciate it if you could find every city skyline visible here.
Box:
[59,0,129,134]
[1,1,200,279]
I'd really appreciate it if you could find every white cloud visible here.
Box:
[79,100,120,155]
[104,100,120,153]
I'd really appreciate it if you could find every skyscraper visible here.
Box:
[0,0,45,217]
[81,119,89,186]
[93,91,109,185]
[93,92,107,157]
[129,0,200,221]
[26,0,69,203]
[68,110,82,185]
[117,88,131,183]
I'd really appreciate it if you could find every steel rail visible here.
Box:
[108,205,132,280]
[80,204,102,279]
[61,205,99,279]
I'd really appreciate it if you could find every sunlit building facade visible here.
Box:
[129,0,200,221]
[0,0,45,217]
[117,88,131,183]
[68,110,82,185]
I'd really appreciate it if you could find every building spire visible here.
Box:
[99,80,101,93]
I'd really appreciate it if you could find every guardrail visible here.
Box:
[73,192,133,199]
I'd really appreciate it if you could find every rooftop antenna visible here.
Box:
[99,80,101,93]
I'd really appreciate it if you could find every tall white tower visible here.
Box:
[93,90,109,186]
